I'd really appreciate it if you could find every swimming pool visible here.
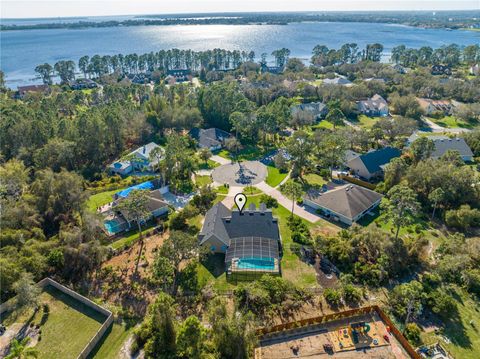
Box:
[236,257,275,270]
[104,219,124,234]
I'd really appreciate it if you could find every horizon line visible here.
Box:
[2,9,480,20]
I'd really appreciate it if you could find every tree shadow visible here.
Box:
[200,253,226,278]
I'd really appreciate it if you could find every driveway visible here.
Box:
[421,116,471,134]
[221,185,244,209]
[210,155,231,165]
[254,181,321,223]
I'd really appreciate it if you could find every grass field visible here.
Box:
[427,116,476,129]
[266,165,288,187]
[421,288,480,359]
[354,114,380,128]
[90,323,133,359]
[3,285,107,359]
[195,175,213,187]
[198,159,219,170]
[86,189,120,212]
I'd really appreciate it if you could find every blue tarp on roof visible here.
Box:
[116,181,154,198]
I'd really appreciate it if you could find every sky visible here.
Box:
[1,0,479,19]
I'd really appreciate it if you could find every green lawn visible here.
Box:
[216,185,229,195]
[266,166,288,187]
[354,114,379,128]
[421,288,480,359]
[86,189,120,212]
[427,116,476,129]
[4,285,107,359]
[311,120,345,130]
[90,323,133,359]
[195,175,212,187]
[109,221,157,250]
[198,159,219,170]
[280,174,328,198]
[216,145,272,162]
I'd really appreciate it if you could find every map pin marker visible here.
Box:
[234,193,247,214]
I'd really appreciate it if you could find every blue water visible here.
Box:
[237,257,275,270]
[115,180,154,198]
[1,21,479,87]
[104,219,124,234]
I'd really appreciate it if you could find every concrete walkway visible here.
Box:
[221,185,244,208]
[254,181,321,223]
[210,155,231,165]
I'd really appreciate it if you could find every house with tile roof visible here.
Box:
[303,184,383,226]
[346,147,402,180]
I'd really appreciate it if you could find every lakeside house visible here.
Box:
[290,102,328,121]
[357,94,389,117]
[15,84,50,99]
[189,127,232,151]
[407,133,474,162]
[431,64,452,76]
[70,78,98,90]
[303,184,383,226]
[323,77,353,86]
[108,142,163,176]
[416,98,455,116]
[165,69,192,84]
[261,64,284,74]
[199,203,281,278]
[102,180,169,236]
[346,147,402,180]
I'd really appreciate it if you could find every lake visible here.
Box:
[1,21,479,87]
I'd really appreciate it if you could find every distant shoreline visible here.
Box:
[2,11,479,31]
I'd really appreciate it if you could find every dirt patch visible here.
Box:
[91,232,168,316]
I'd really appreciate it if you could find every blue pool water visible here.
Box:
[237,257,275,270]
[115,181,154,198]
[104,219,124,234]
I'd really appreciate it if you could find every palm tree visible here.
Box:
[5,338,38,359]
[282,181,303,217]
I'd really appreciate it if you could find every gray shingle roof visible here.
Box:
[431,138,474,159]
[199,203,280,246]
[356,147,401,174]
[189,128,231,148]
[305,184,383,220]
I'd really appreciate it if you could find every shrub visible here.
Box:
[324,288,342,306]
[342,284,363,305]
[404,323,422,345]
[445,205,480,231]
[259,194,278,209]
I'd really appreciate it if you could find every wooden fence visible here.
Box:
[338,174,376,190]
[256,305,421,359]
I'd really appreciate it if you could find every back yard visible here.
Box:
[2,285,107,359]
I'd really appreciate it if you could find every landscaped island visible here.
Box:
[0,35,479,359]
